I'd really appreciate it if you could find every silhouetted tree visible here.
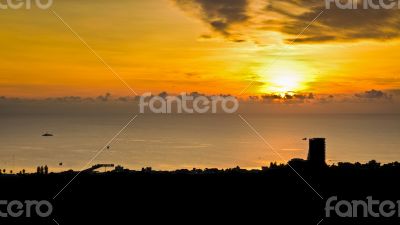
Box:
[114,165,124,172]
[366,160,380,169]
[37,166,41,174]
[44,165,48,175]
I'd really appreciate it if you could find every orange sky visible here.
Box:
[1,0,400,98]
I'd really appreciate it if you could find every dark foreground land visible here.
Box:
[1,161,400,224]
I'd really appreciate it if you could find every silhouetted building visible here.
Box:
[307,138,326,166]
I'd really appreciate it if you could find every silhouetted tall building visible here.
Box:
[307,138,326,166]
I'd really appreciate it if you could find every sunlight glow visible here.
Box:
[259,61,313,95]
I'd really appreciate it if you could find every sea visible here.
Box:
[0,113,399,172]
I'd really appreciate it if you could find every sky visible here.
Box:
[1,0,400,172]
[0,0,400,100]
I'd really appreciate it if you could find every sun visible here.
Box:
[269,68,302,93]
[258,61,312,95]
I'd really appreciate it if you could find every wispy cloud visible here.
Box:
[174,0,249,40]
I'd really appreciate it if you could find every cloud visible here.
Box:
[96,93,112,102]
[46,96,84,102]
[0,93,119,103]
[1,89,398,106]
[173,0,249,38]
[271,0,400,43]
[254,92,315,103]
[245,89,399,105]
[174,0,400,43]
[355,89,392,100]
[158,91,168,99]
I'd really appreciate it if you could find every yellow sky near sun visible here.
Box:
[0,0,400,98]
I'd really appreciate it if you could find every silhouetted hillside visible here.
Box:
[1,161,400,224]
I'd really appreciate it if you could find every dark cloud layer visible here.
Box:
[0,90,397,105]
[174,0,400,43]
[274,0,400,43]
